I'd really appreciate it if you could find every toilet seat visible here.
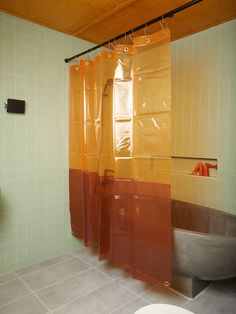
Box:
[134,304,194,314]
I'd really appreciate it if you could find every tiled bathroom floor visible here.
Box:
[0,248,236,314]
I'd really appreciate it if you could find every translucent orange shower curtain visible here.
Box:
[69,29,172,285]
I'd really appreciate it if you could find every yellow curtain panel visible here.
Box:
[69,29,172,285]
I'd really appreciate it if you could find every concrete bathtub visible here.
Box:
[171,200,236,297]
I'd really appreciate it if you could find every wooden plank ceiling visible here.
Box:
[0,0,235,43]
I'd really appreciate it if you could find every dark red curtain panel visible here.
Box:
[69,30,172,286]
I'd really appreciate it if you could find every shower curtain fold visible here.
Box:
[69,29,172,285]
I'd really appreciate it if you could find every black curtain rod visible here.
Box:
[64,0,202,63]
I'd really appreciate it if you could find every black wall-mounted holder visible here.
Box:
[4,98,26,114]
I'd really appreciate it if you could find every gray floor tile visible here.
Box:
[118,274,155,294]
[21,257,90,291]
[96,260,154,294]
[72,246,93,257]
[213,278,236,294]
[53,281,136,314]
[36,268,112,310]
[96,261,129,279]
[0,294,49,314]
[141,283,188,307]
[0,272,18,285]
[111,297,149,314]
[0,279,31,306]
[184,285,236,314]
[79,250,106,266]
[17,253,74,276]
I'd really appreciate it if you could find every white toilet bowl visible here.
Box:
[134,304,194,314]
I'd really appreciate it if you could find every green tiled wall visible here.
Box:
[171,19,236,214]
[0,12,92,274]
[0,12,235,275]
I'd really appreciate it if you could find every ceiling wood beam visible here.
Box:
[72,0,137,36]
[0,0,235,46]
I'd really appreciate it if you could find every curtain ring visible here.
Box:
[129,29,134,43]
[144,23,150,43]
[85,51,93,64]
[144,23,149,36]
[110,40,115,50]
[123,33,128,45]
[108,40,113,51]
[160,16,168,36]
[107,41,114,57]
[75,58,80,69]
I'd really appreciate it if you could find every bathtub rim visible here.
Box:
[173,226,236,240]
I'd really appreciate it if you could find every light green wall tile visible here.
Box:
[171,19,236,214]
[1,12,235,276]
[0,12,92,275]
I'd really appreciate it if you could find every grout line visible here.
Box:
[93,265,152,304]
[19,255,128,296]
[19,256,93,293]
[16,272,53,314]
[1,255,93,295]
[168,285,191,301]
[14,258,116,312]
[15,253,74,277]
[50,280,116,313]
[0,290,32,309]
[46,254,147,313]
[74,251,97,258]
[32,265,94,293]
[91,264,121,281]
[117,280,153,305]
[95,266,153,309]
[180,299,192,307]
[1,251,192,312]
[0,272,19,287]
[17,255,77,278]
[76,252,168,306]
[49,274,151,314]
[138,282,190,305]
[109,296,138,313]
[76,252,107,267]
[71,248,92,257]
[182,282,212,306]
